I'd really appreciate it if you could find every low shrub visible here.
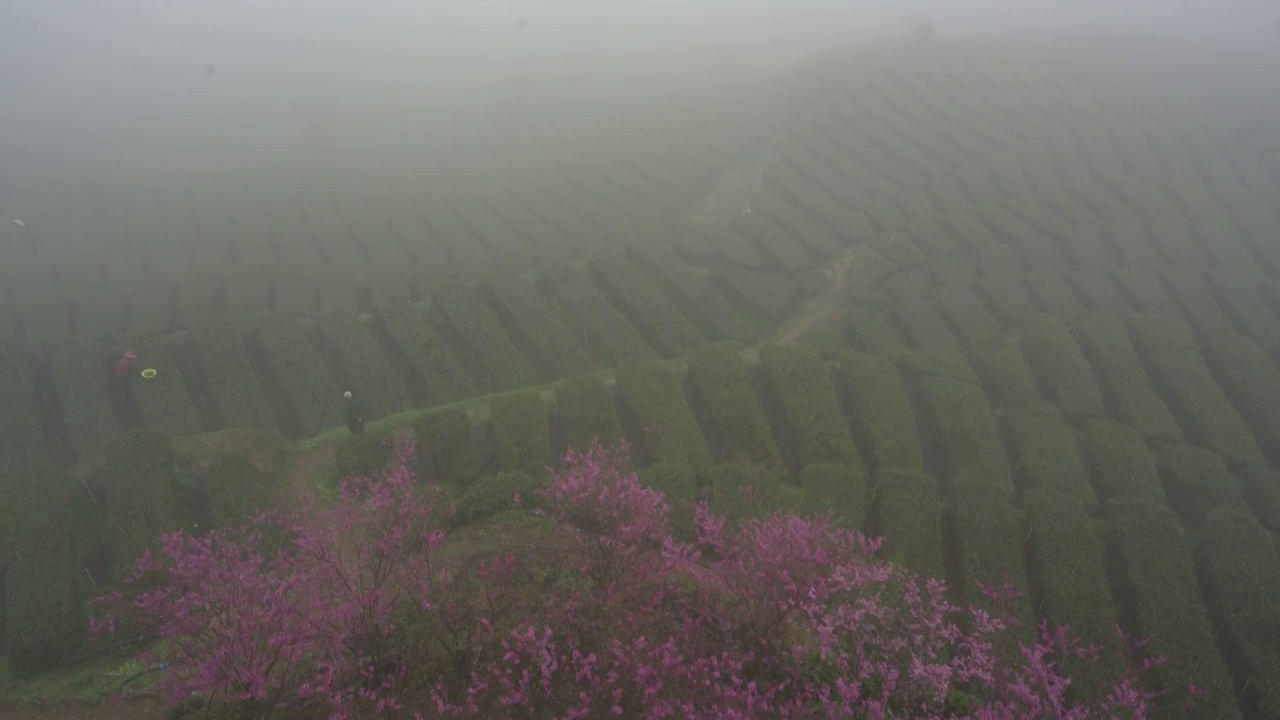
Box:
[334,432,395,481]
[454,472,542,526]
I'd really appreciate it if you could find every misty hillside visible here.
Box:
[2,25,1280,716]
[2,31,1278,445]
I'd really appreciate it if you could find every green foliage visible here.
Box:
[1126,314,1264,469]
[478,276,598,381]
[375,301,477,405]
[934,286,1001,342]
[255,313,343,438]
[1022,488,1124,704]
[970,203,1061,275]
[844,306,907,354]
[796,326,850,361]
[1081,420,1164,504]
[0,519,8,651]
[537,264,658,367]
[0,340,36,640]
[888,294,958,349]
[1195,509,1280,718]
[117,331,204,436]
[888,347,981,386]
[69,476,110,594]
[833,351,923,474]
[733,211,812,273]
[1203,326,1280,463]
[968,333,1040,405]
[414,408,479,485]
[588,252,705,358]
[706,266,796,323]
[1106,174,1186,227]
[1071,180,1139,225]
[758,344,862,479]
[0,341,44,482]
[5,465,84,677]
[104,428,183,581]
[918,375,1013,497]
[46,336,125,461]
[334,432,394,482]
[1052,268,1129,316]
[625,244,765,344]
[760,162,874,247]
[1156,444,1249,529]
[705,462,801,528]
[553,375,625,454]
[488,390,551,477]
[753,188,843,262]
[1020,314,1106,421]
[428,281,538,394]
[799,463,867,530]
[1026,272,1086,317]
[614,362,711,469]
[870,469,943,580]
[185,316,277,432]
[1107,499,1239,718]
[975,270,1037,326]
[881,267,934,299]
[700,226,764,270]
[205,452,285,531]
[1002,399,1097,508]
[639,463,700,542]
[313,308,411,422]
[949,481,1034,642]
[1069,313,1183,444]
[455,472,541,526]
[683,342,784,473]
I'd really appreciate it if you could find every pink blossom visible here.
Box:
[90,434,1183,719]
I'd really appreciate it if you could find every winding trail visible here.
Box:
[769,251,854,345]
[683,132,862,355]
[285,445,335,506]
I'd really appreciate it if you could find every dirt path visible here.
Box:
[770,252,854,345]
[682,133,892,356]
[684,136,779,225]
[285,445,336,506]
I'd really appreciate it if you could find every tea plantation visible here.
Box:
[3,32,1280,717]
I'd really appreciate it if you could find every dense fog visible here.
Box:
[5,3,1280,712]
[1,1,1276,186]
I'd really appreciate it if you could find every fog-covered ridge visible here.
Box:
[1,1,1275,189]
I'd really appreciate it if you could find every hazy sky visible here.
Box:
[0,1,1275,188]
[5,1,1269,107]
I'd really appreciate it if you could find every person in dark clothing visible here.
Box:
[342,390,366,435]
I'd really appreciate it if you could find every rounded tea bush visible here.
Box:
[454,471,542,526]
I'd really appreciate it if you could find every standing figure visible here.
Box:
[342,390,366,435]
[115,351,138,377]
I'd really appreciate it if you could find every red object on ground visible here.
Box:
[115,351,138,376]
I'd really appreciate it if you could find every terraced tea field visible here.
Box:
[2,31,1280,717]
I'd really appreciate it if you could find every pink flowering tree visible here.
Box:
[425,438,1174,719]
[92,436,450,717]
[92,435,1181,719]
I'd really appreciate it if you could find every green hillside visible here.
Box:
[2,31,1280,717]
